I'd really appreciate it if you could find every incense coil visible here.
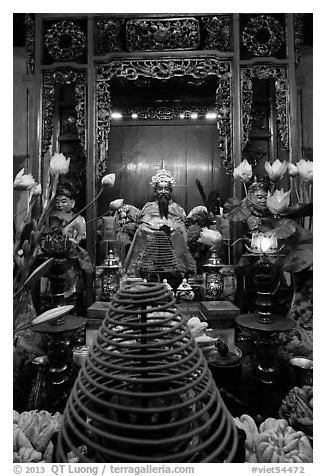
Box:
[139,231,178,272]
[57,282,238,462]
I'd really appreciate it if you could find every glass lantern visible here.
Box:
[100,249,121,301]
[202,248,224,300]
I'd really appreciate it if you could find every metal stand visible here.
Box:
[236,313,294,416]
[32,316,86,382]
[32,315,86,411]
[236,252,295,416]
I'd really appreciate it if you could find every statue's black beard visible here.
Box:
[158,194,169,219]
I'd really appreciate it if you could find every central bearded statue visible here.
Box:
[124,169,196,282]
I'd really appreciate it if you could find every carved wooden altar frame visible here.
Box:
[41,69,87,156]
[240,65,289,151]
[24,13,302,303]
[95,57,233,179]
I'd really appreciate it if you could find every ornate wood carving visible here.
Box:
[126,17,200,51]
[122,106,210,120]
[241,65,289,151]
[294,14,305,68]
[96,80,111,178]
[242,15,285,57]
[216,77,233,176]
[44,21,87,62]
[251,108,266,130]
[95,19,124,54]
[274,74,289,150]
[243,147,268,168]
[201,15,232,51]
[24,14,35,74]
[96,58,232,180]
[94,15,234,54]
[42,70,87,156]
[100,58,230,80]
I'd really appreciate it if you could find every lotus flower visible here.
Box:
[62,215,86,243]
[288,163,299,178]
[13,169,36,191]
[265,159,288,181]
[102,173,116,187]
[267,189,291,215]
[251,231,279,253]
[297,159,313,183]
[233,159,253,183]
[110,198,124,211]
[32,183,42,196]
[49,153,70,176]
[250,232,278,253]
[198,228,223,248]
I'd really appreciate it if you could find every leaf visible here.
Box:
[13,291,36,332]
[293,226,313,244]
[195,179,208,206]
[270,219,298,240]
[280,243,313,273]
[31,305,74,326]
[14,258,54,298]
[281,203,313,219]
[258,217,280,231]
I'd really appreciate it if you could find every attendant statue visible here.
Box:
[124,169,196,284]
[42,183,92,314]
[245,180,270,232]
[49,184,86,243]
[224,179,271,235]
[225,179,288,314]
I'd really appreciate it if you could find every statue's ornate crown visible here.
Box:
[150,169,175,188]
[56,184,75,199]
[248,176,269,194]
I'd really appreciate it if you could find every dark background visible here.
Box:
[13,13,313,47]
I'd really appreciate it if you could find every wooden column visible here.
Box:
[86,15,97,306]
[287,13,298,164]
[231,14,243,265]
[232,14,242,200]
[32,15,43,187]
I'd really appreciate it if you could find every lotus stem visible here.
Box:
[308,183,312,202]
[242,182,248,198]
[85,205,113,225]
[308,215,313,231]
[292,177,301,204]
[304,181,310,203]
[222,237,248,247]
[270,181,276,194]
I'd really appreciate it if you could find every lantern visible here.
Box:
[100,249,121,301]
[250,231,278,254]
[202,248,224,300]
